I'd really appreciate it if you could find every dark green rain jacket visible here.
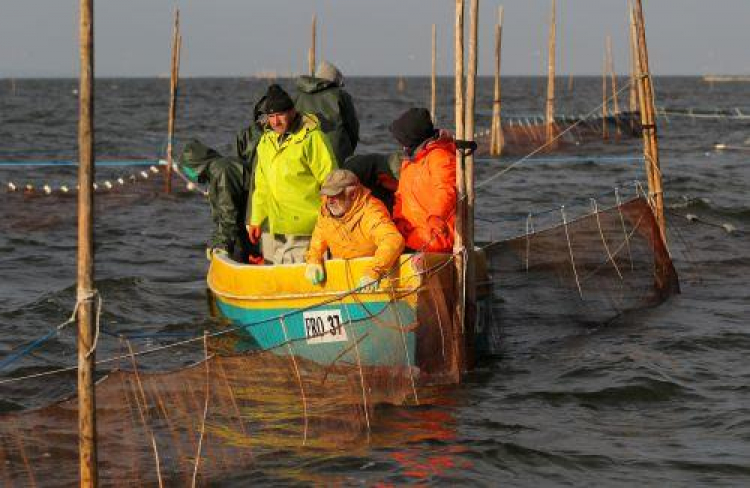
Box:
[235,122,264,223]
[180,140,254,262]
[294,76,359,164]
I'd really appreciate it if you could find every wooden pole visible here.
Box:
[633,0,666,244]
[77,0,98,485]
[607,34,621,136]
[165,9,180,194]
[465,0,478,361]
[309,14,317,76]
[453,0,466,378]
[628,1,639,115]
[544,0,557,147]
[431,24,437,123]
[602,46,609,140]
[490,6,504,156]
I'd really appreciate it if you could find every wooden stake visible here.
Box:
[309,14,317,76]
[464,0,479,368]
[628,1,639,116]
[77,0,98,485]
[602,46,609,140]
[490,6,504,156]
[633,0,666,244]
[607,35,621,136]
[431,24,437,123]
[544,0,557,147]
[165,9,181,194]
[453,0,466,379]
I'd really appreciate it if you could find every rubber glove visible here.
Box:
[247,225,262,244]
[305,263,325,285]
[357,275,379,292]
[206,247,228,261]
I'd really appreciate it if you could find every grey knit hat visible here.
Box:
[316,61,344,86]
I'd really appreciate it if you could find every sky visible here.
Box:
[1,0,748,78]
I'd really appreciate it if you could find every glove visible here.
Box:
[206,247,228,261]
[247,224,262,244]
[305,263,325,286]
[427,215,450,239]
[357,275,379,292]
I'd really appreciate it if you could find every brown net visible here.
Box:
[0,256,464,486]
[479,196,679,354]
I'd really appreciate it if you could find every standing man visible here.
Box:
[390,108,457,253]
[294,60,359,164]
[247,84,337,264]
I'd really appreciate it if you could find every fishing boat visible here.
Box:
[207,251,492,382]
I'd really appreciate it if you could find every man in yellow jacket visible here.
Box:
[247,84,338,264]
[305,169,405,291]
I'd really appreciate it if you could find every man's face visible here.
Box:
[268,109,296,135]
[326,186,358,217]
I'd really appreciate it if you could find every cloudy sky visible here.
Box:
[1,0,748,77]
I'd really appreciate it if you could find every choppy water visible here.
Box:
[1,77,749,485]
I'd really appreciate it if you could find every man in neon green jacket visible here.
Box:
[247,84,338,264]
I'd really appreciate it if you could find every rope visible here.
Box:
[561,205,583,299]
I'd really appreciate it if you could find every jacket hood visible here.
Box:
[411,135,456,162]
[296,75,337,94]
[180,139,221,180]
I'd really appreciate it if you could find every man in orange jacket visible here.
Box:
[305,169,405,291]
[390,108,457,253]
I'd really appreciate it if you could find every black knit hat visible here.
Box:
[389,108,437,150]
[264,84,294,114]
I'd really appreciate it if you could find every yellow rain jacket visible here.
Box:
[250,113,337,235]
[306,188,405,280]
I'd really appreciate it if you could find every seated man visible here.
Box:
[390,107,457,253]
[305,169,405,290]
[247,84,338,264]
[179,140,256,263]
[342,152,401,213]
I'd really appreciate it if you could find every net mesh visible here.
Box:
[480,196,679,354]
[0,258,463,486]
[0,195,679,485]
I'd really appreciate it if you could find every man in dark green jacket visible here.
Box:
[294,60,359,164]
[180,140,255,263]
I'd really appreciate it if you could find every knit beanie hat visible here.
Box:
[389,108,437,150]
[316,61,344,86]
[264,84,294,114]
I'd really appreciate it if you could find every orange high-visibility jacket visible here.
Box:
[306,187,405,280]
[393,137,457,252]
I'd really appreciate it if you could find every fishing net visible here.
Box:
[480,196,679,354]
[0,255,466,486]
[476,112,642,155]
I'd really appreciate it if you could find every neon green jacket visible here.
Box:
[250,113,338,235]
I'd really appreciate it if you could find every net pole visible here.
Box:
[431,24,437,124]
[490,7,504,156]
[453,0,466,379]
[464,0,479,370]
[165,9,180,194]
[309,14,317,76]
[77,0,98,484]
[633,0,667,245]
[544,0,557,147]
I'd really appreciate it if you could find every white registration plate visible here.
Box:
[303,309,348,344]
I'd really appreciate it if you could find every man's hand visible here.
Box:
[427,215,450,239]
[206,247,228,261]
[357,275,379,292]
[247,225,262,244]
[304,263,325,286]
